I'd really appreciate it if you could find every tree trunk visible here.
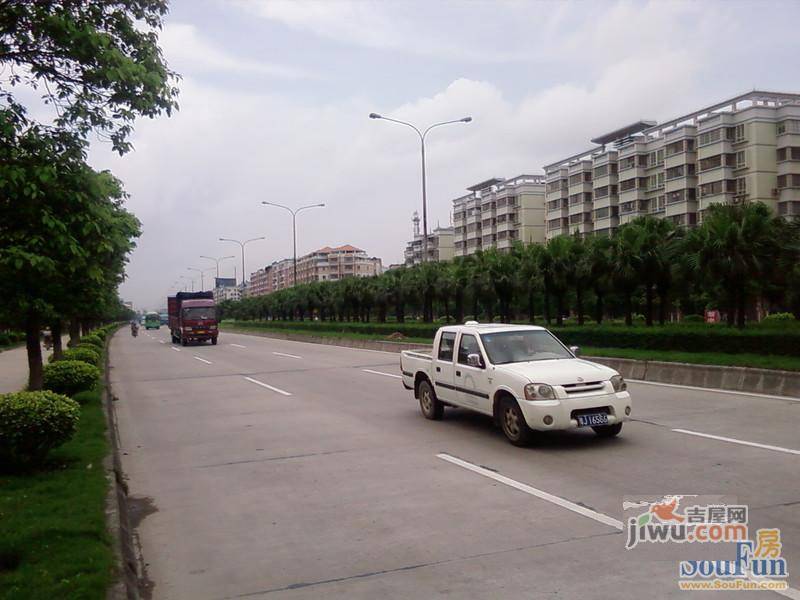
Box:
[472,295,479,320]
[26,312,43,391]
[455,293,464,324]
[68,318,81,347]
[51,319,63,360]
[576,288,584,326]
[595,292,604,325]
[527,288,535,324]
[624,294,633,326]
[443,298,450,323]
[658,291,668,325]
[556,294,564,326]
[736,291,747,329]
[544,290,551,325]
[645,285,654,326]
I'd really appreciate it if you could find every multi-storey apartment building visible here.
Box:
[453,174,547,257]
[404,212,455,265]
[545,90,800,241]
[249,246,382,296]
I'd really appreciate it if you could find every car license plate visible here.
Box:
[195,330,206,334]
[576,413,608,427]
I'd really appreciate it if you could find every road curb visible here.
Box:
[102,327,140,600]
[225,327,800,399]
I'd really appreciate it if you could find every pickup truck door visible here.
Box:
[455,333,492,415]
[432,331,457,404]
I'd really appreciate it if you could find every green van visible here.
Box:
[144,312,161,330]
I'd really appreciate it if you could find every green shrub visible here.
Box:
[682,314,704,323]
[0,390,80,467]
[80,334,104,349]
[62,346,101,366]
[0,333,10,346]
[761,312,796,325]
[43,360,100,397]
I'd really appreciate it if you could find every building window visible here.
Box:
[595,185,609,198]
[736,177,747,195]
[736,150,746,168]
[777,120,800,135]
[699,129,721,146]
[735,124,746,142]
[620,178,636,192]
[594,164,608,178]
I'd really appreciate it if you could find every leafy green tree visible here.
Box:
[610,224,643,326]
[540,236,573,326]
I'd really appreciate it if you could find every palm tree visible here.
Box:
[585,235,613,324]
[517,242,542,324]
[690,202,779,328]
[611,224,643,326]
[569,234,589,325]
[540,236,573,326]
[486,248,519,323]
[450,258,471,323]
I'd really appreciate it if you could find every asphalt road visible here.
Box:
[110,328,800,600]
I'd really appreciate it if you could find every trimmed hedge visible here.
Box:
[61,347,101,367]
[227,319,800,356]
[79,334,104,349]
[0,331,24,347]
[43,360,100,397]
[0,390,80,467]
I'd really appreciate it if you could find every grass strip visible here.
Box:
[0,376,113,598]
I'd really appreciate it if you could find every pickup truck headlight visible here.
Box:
[524,383,554,400]
[610,375,627,392]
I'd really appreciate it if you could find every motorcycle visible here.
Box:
[131,324,139,337]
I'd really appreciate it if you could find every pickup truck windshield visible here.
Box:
[183,307,215,320]
[480,330,573,364]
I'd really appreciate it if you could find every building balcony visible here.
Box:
[593,215,620,231]
[697,166,734,186]
[777,161,800,177]
[619,187,647,202]
[665,176,697,194]
[592,194,618,210]
[779,188,800,203]
[776,132,800,148]
[697,139,734,160]
[568,182,593,195]
[664,151,697,170]
[665,200,698,218]
[568,201,592,217]
[592,173,618,189]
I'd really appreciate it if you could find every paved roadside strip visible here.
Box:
[222,327,800,399]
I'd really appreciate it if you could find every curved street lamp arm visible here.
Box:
[422,118,472,140]
[295,203,325,215]
[373,116,423,139]
[262,201,294,215]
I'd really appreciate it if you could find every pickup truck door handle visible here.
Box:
[455,370,461,377]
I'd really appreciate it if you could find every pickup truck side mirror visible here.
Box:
[467,353,484,368]
[569,345,581,357]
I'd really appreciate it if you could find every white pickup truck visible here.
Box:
[400,322,632,446]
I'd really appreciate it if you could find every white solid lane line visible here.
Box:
[159,340,165,344]
[230,343,247,349]
[672,428,800,456]
[193,356,212,365]
[362,369,402,379]
[272,351,302,359]
[243,376,292,396]
[628,379,800,403]
[437,453,623,530]
[171,347,181,352]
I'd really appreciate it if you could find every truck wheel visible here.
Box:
[418,380,443,420]
[592,423,622,438]
[500,397,534,447]
[211,337,217,345]
[181,338,187,347]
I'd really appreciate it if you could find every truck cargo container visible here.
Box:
[168,291,218,346]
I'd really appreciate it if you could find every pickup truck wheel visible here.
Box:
[500,397,534,447]
[181,338,188,347]
[418,380,444,420]
[211,337,217,346]
[592,423,622,437]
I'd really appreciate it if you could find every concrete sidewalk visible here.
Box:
[0,341,59,393]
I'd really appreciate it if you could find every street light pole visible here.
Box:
[369,113,472,262]
[200,255,235,282]
[187,267,213,292]
[261,202,325,287]
[219,237,266,287]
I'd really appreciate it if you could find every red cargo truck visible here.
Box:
[168,291,219,346]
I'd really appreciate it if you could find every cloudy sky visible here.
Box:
[87,0,800,310]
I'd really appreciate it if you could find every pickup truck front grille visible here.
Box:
[562,381,604,394]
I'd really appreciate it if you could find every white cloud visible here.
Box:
[159,22,317,79]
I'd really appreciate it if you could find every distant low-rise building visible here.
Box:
[404,211,455,266]
[248,245,382,296]
[213,277,242,302]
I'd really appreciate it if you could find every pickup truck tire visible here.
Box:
[499,397,534,447]
[418,380,444,420]
[592,423,622,437]
[181,337,188,347]
[211,337,217,345]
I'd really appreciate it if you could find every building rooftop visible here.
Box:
[467,177,505,192]
[590,121,656,145]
